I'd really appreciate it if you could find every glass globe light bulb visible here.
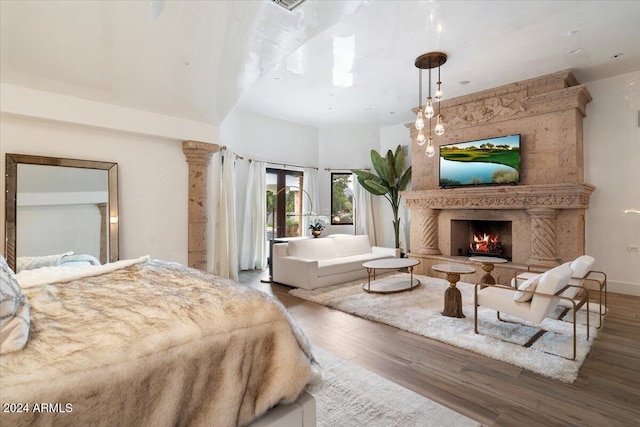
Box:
[416,130,426,146]
[434,115,445,136]
[434,83,443,101]
[425,98,435,119]
[415,109,425,130]
[425,139,436,157]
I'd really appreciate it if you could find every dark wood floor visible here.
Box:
[239,270,640,426]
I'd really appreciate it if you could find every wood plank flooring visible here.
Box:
[239,270,640,426]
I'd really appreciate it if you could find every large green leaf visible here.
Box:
[363,179,388,195]
[398,166,412,191]
[370,150,392,186]
[385,150,397,186]
[393,145,405,178]
[351,169,384,186]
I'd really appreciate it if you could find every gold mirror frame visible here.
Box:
[5,154,119,272]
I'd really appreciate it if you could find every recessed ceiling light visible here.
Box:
[273,75,281,80]
[566,30,579,36]
[364,107,372,111]
[328,107,333,110]
[390,112,395,115]
[568,48,584,55]
[459,80,471,85]
[611,52,624,59]
[182,61,191,67]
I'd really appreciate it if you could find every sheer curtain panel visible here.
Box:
[353,173,377,246]
[302,168,319,236]
[240,160,267,270]
[210,150,238,280]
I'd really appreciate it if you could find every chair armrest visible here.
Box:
[584,270,606,290]
[372,246,400,257]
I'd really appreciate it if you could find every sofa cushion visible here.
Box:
[333,235,372,257]
[317,253,384,278]
[287,239,338,260]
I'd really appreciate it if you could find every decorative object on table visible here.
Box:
[289,273,600,383]
[308,218,326,238]
[414,51,447,157]
[352,145,411,250]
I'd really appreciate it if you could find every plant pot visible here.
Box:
[311,230,322,238]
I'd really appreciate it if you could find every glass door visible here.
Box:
[266,169,304,240]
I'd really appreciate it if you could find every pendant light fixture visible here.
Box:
[414,52,447,157]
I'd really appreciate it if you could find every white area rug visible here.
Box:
[291,273,599,383]
[310,347,479,427]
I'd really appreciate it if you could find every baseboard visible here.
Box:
[608,280,640,296]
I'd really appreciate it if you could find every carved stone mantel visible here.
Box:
[404,70,594,273]
[402,183,595,210]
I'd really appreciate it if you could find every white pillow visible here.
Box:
[1,254,30,354]
[513,274,541,303]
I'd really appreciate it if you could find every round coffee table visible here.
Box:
[362,258,420,293]
[468,256,508,285]
[432,264,476,318]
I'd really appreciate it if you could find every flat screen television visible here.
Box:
[439,134,521,188]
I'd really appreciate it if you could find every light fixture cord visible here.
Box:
[418,69,422,107]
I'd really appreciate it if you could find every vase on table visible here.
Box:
[311,230,322,238]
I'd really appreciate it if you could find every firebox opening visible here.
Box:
[451,220,512,261]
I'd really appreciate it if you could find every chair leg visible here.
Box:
[474,286,478,334]
[572,307,577,361]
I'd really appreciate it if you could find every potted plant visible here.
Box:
[352,145,412,249]
[308,220,325,238]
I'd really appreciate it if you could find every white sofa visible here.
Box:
[272,235,398,290]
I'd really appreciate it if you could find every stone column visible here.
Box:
[411,208,441,255]
[526,208,559,267]
[182,141,220,270]
[97,203,107,264]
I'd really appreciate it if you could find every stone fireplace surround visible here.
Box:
[403,70,595,282]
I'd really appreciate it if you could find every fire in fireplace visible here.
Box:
[469,232,503,257]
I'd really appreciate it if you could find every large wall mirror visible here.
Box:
[5,154,119,272]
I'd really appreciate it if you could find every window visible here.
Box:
[331,173,354,225]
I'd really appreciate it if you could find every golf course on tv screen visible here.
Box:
[439,134,521,187]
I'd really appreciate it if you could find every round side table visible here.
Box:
[432,264,476,318]
[468,256,508,285]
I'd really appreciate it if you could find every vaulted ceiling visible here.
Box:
[2,1,638,128]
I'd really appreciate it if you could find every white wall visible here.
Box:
[220,108,319,247]
[221,109,319,166]
[584,71,640,295]
[1,86,218,265]
[318,125,380,237]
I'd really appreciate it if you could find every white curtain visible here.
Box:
[210,149,238,280]
[302,168,319,236]
[239,160,267,270]
[353,173,377,245]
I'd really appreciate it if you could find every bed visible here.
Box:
[1,256,321,426]
[16,252,101,272]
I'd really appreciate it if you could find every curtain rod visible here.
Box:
[324,167,371,171]
[219,145,325,171]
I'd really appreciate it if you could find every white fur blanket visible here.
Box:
[1,259,320,427]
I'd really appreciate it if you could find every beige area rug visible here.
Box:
[310,347,479,427]
[291,273,599,383]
